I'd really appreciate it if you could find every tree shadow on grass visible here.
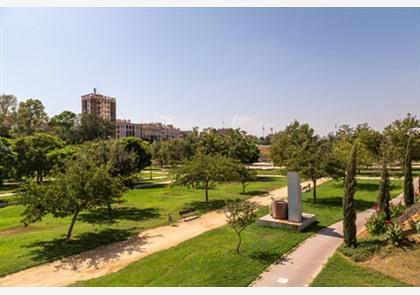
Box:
[248,250,282,264]
[303,196,376,211]
[78,207,161,225]
[241,190,269,197]
[134,183,169,189]
[22,228,140,265]
[357,182,379,192]
[255,176,278,182]
[182,199,227,212]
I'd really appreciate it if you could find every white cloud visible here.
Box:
[231,115,265,136]
[158,114,174,125]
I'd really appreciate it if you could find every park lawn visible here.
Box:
[74,179,404,287]
[254,168,285,176]
[0,183,21,195]
[0,177,287,277]
[310,252,410,287]
[137,176,173,184]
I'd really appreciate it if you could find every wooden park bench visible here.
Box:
[179,209,199,222]
[301,183,312,193]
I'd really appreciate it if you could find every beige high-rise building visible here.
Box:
[81,88,116,122]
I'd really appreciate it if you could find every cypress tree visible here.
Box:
[343,143,357,248]
[403,136,414,206]
[377,156,391,220]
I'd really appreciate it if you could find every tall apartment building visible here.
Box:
[81,88,116,122]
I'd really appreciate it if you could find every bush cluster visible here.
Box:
[390,202,406,219]
[386,222,404,245]
[365,211,387,236]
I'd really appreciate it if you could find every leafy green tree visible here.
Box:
[151,140,165,167]
[235,165,257,194]
[14,133,64,182]
[0,94,17,137]
[343,143,357,248]
[19,154,125,242]
[224,199,256,254]
[221,129,260,164]
[271,121,334,203]
[78,113,115,142]
[384,113,420,165]
[198,128,259,164]
[119,137,152,171]
[0,137,16,184]
[49,111,80,144]
[13,99,48,136]
[377,156,391,220]
[403,136,414,206]
[331,124,378,171]
[79,140,138,185]
[46,146,77,174]
[174,153,238,208]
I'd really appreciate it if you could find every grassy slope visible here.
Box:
[310,253,410,287]
[0,177,286,277]
[75,179,404,287]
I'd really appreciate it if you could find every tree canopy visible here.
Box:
[13,99,48,136]
[174,153,238,208]
[13,132,64,183]
[0,94,17,137]
[49,111,80,144]
[271,120,342,202]
[20,153,125,242]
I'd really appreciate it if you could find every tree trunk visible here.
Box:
[312,179,317,203]
[149,166,152,180]
[66,210,79,243]
[205,182,209,209]
[235,230,242,254]
[242,183,246,194]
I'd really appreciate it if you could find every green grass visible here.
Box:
[0,177,286,277]
[75,179,404,287]
[310,253,410,287]
[254,168,285,176]
[339,236,387,262]
[358,167,420,178]
[0,183,21,195]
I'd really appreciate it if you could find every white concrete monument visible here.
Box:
[258,171,316,231]
[287,172,302,222]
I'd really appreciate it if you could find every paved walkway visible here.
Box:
[251,180,414,287]
[0,178,330,287]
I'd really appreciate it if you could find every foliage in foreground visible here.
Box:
[343,143,357,247]
[365,211,387,236]
[19,154,125,242]
[224,200,256,254]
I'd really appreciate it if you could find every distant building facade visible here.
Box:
[82,88,186,141]
[116,120,185,142]
[81,88,116,122]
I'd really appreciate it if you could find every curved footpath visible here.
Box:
[251,178,419,287]
[0,178,329,287]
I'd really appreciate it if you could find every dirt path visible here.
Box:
[0,178,329,287]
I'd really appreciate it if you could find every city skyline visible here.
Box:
[1,8,419,136]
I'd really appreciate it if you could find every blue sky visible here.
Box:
[0,8,419,136]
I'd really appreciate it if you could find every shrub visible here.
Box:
[365,211,387,236]
[339,237,386,262]
[386,222,404,245]
[390,202,406,219]
[409,219,420,234]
